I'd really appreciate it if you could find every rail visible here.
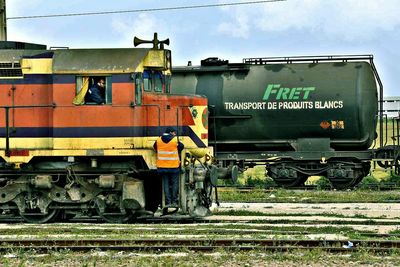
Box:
[218,182,400,191]
[1,238,399,253]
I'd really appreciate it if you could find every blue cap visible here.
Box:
[165,127,176,133]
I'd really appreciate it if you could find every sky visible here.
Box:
[6,0,400,96]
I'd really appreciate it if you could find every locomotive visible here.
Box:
[0,34,215,223]
[171,55,399,189]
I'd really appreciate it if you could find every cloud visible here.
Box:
[111,13,171,47]
[217,12,250,38]
[217,0,400,41]
[6,0,47,16]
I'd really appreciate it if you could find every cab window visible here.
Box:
[165,75,171,93]
[143,70,164,92]
[135,73,142,105]
[154,72,163,92]
[74,76,112,105]
[143,72,151,92]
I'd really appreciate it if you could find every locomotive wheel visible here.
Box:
[274,174,308,188]
[99,212,133,223]
[20,208,59,224]
[95,197,134,223]
[200,179,214,208]
[143,172,162,213]
[96,203,134,223]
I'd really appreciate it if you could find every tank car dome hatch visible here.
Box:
[201,57,229,66]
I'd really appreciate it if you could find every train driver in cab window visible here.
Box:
[86,78,105,104]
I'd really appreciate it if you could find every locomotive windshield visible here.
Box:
[143,70,170,93]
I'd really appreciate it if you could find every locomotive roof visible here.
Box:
[0,48,157,74]
[52,48,150,73]
[0,50,46,61]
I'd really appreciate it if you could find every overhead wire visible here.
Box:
[7,0,286,20]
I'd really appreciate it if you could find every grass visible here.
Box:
[0,221,394,241]
[2,246,400,266]
[221,165,400,189]
[212,210,388,220]
[217,187,400,203]
[4,124,398,266]
[2,219,400,265]
[217,162,400,203]
[220,118,400,190]
[375,118,399,149]
[0,221,390,240]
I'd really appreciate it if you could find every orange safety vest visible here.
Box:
[156,136,180,168]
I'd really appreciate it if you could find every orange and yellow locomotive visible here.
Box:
[0,34,213,223]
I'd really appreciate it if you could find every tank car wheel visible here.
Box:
[20,208,59,224]
[274,174,308,188]
[329,179,357,190]
[329,171,364,190]
[376,148,395,168]
[330,175,364,190]
[394,155,400,176]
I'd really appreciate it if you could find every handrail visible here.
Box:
[2,104,56,157]
[369,58,384,148]
[243,54,374,64]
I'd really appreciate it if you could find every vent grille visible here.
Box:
[0,62,23,78]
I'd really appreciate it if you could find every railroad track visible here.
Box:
[1,238,399,253]
[218,182,400,191]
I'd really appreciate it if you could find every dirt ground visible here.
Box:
[210,202,400,234]
[212,202,400,218]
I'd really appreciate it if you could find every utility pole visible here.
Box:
[0,0,6,41]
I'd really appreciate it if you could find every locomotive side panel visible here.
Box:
[0,56,54,152]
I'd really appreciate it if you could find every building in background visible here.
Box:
[383,96,400,118]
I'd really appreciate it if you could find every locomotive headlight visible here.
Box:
[191,108,198,118]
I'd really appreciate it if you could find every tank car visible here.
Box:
[172,55,383,189]
[0,34,214,223]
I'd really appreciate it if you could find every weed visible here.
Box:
[218,187,400,203]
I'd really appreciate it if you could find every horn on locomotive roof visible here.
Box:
[133,32,170,50]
